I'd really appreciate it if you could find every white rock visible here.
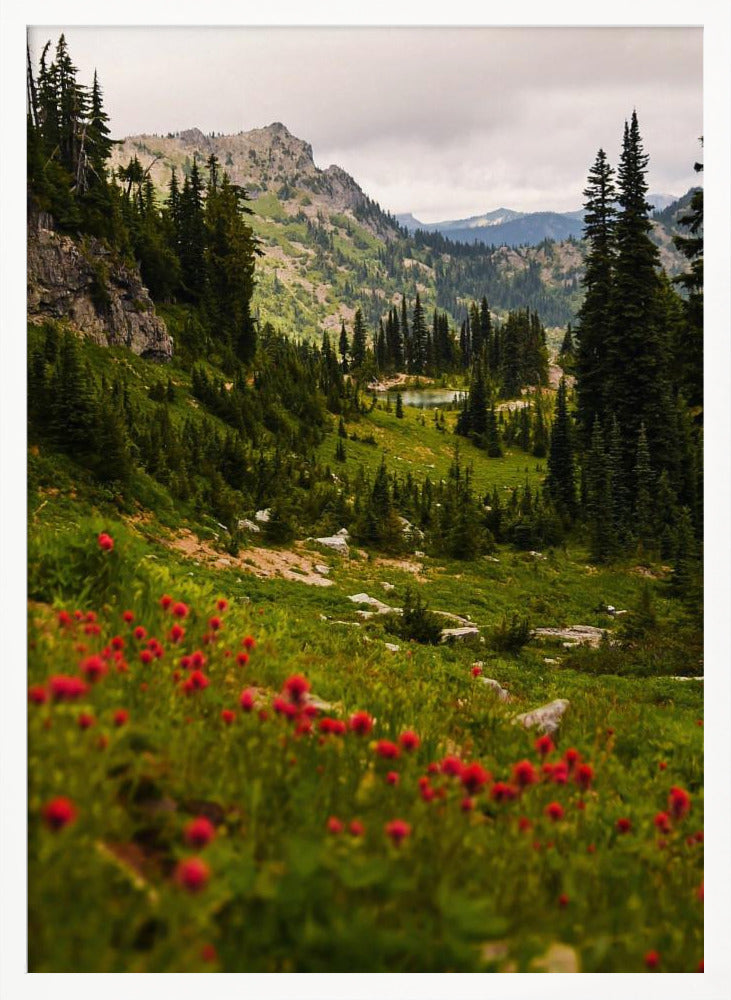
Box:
[314,564,330,575]
[237,518,261,533]
[382,582,396,592]
[348,593,394,614]
[415,550,425,557]
[533,625,606,648]
[513,699,570,735]
[336,527,350,537]
[543,658,559,665]
[440,626,480,643]
[255,509,271,524]
[478,676,511,702]
[384,643,401,652]
[313,535,349,555]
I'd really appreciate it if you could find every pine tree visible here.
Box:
[634,423,655,553]
[547,377,576,519]
[338,320,350,373]
[351,309,368,369]
[575,148,616,444]
[584,418,615,563]
[395,392,404,419]
[607,112,670,474]
[485,404,502,458]
[411,293,427,374]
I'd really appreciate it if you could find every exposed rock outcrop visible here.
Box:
[27,221,173,360]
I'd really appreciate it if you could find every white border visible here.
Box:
[2,4,729,999]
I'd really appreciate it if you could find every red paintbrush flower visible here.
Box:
[575,763,594,791]
[398,730,420,751]
[441,755,463,777]
[471,664,483,677]
[57,610,73,628]
[236,652,249,666]
[240,689,255,712]
[49,675,88,701]
[172,602,189,619]
[644,950,660,970]
[80,655,107,683]
[242,635,256,650]
[169,624,185,643]
[511,759,538,788]
[491,782,517,803]
[376,740,400,760]
[616,817,632,834]
[184,817,216,848]
[385,819,411,845]
[386,770,399,785]
[668,786,691,820]
[221,709,236,725]
[209,616,222,632]
[545,801,565,822]
[28,684,48,705]
[97,532,114,551]
[42,796,77,831]
[113,709,129,727]
[283,674,311,705]
[349,710,374,735]
[327,816,343,835]
[160,594,172,610]
[77,712,95,730]
[216,599,228,611]
[461,762,490,794]
[654,811,672,834]
[122,610,134,623]
[349,820,365,837]
[534,734,555,757]
[175,857,210,892]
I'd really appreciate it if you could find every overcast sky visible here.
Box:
[28,26,703,222]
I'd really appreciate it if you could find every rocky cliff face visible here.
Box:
[27,220,173,360]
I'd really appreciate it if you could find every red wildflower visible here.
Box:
[398,730,421,751]
[160,594,173,610]
[240,689,255,712]
[511,759,538,788]
[575,763,594,791]
[189,670,209,691]
[658,761,667,771]
[221,709,236,726]
[695,830,704,843]
[283,674,311,705]
[616,817,632,834]
[133,626,147,641]
[294,718,312,737]
[349,820,365,837]
[113,709,129,727]
[169,624,185,644]
[73,610,84,620]
[491,782,517,803]
[587,843,596,854]
[697,882,704,901]
[349,711,374,735]
[172,602,189,619]
[77,712,95,730]
[376,740,400,760]
[441,755,463,777]
[97,532,114,551]
[273,696,297,718]
[209,616,222,632]
[242,635,256,650]
[461,762,491,794]
[200,944,217,963]
[184,817,216,848]
[57,610,73,628]
[696,719,703,727]
[80,654,107,683]
[386,771,400,785]
[518,816,532,832]
[534,734,555,757]
[191,650,206,669]
[668,786,691,820]
[327,816,344,835]
[427,762,440,775]
[140,649,154,665]
[83,623,101,636]
[175,857,210,892]
[564,747,580,771]
[42,796,77,831]
[644,950,660,970]
[558,893,569,908]
[471,664,483,677]
[421,785,436,802]
[28,684,48,705]
[551,761,569,784]
[216,599,228,611]
[545,801,565,822]
[385,819,411,845]
[122,610,134,623]
[461,797,475,812]
[236,652,249,666]
[49,675,88,701]
[654,811,671,834]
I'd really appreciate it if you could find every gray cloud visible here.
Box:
[28,26,702,220]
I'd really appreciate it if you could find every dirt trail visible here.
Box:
[167,530,333,587]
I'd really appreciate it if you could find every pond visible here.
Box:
[375,388,466,409]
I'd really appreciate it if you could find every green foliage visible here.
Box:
[489,612,532,653]
[390,585,443,645]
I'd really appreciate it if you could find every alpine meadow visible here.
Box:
[24,28,704,975]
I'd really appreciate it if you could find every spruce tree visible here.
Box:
[547,377,576,519]
[395,392,404,419]
[411,293,428,374]
[351,309,368,369]
[575,148,616,444]
[634,423,655,553]
[339,320,350,373]
[485,404,502,458]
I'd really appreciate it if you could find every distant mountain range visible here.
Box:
[396,193,682,248]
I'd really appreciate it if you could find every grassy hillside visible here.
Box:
[28,330,703,972]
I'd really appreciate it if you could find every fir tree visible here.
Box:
[351,309,368,369]
[338,320,350,373]
[547,377,576,519]
[395,392,404,419]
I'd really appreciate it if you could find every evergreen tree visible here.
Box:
[351,309,368,369]
[673,150,703,411]
[575,148,616,444]
[485,404,502,458]
[339,320,350,373]
[633,423,655,553]
[547,377,576,519]
[411,293,428,374]
[395,392,404,419]
[584,418,615,562]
